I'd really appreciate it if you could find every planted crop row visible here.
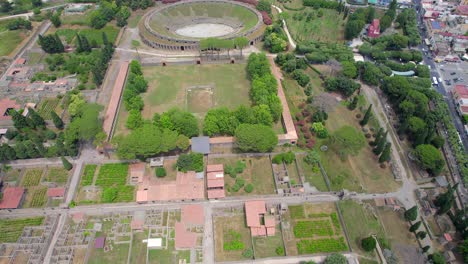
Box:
[293,220,334,237]
[80,164,97,186]
[44,167,69,185]
[37,98,60,120]
[95,163,128,187]
[115,186,135,202]
[0,217,44,243]
[297,237,347,254]
[29,187,47,208]
[330,212,341,231]
[21,169,44,187]
[289,205,305,219]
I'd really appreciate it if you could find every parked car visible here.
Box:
[451,72,456,75]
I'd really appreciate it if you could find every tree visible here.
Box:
[379,143,391,163]
[28,108,45,128]
[61,156,73,170]
[38,34,64,54]
[235,124,278,153]
[256,0,271,13]
[409,221,421,232]
[414,144,444,175]
[0,0,12,13]
[345,19,365,40]
[114,124,177,159]
[373,136,386,155]
[404,206,418,221]
[348,96,358,110]
[459,240,468,264]
[68,104,103,141]
[10,110,28,130]
[126,109,143,130]
[51,13,61,28]
[325,253,347,264]
[360,104,372,126]
[330,126,366,159]
[311,122,328,138]
[341,61,357,79]
[416,231,427,239]
[234,37,249,57]
[176,135,190,151]
[176,153,204,172]
[361,236,376,252]
[434,183,458,215]
[51,111,64,129]
[163,108,199,137]
[429,252,446,264]
[304,150,320,165]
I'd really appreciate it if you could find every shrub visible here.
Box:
[276,246,285,256]
[361,236,376,251]
[176,153,204,172]
[155,167,166,177]
[242,248,254,258]
[61,156,73,171]
[273,151,296,164]
[244,183,254,193]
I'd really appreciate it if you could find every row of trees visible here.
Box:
[199,36,249,59]
[38,34,64,54]
[345,6,375,40]
[298,41,354,63]
[379,0,398,33]
[122,60,147,129]
[380,75,445,175]
[6,18,32,30]
[395,9,421,46]
[275,53,310,87]
[263,22,288,53]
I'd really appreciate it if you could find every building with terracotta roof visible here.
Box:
[0,187,25,209]
[47,187,65,198]
[452,84,468,115]
[136,171,204,202]
[206,164,225,199]
[244,200,275,237]
[175,222,198,249]
[129,162,145,184]
[0,98,20,121]
[368,19,380,38]
[94,237,106,248]
[181,205,204,226]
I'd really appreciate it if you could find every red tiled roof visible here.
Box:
[251,226,267,236]
[0,98,20,121]
[454,85,468,99]
[15,58,25,65]
[175,222,197,249]
[0,187,24,209]
[103,62,129,140]
[460,105,468,114]
[206,164,223,173]
[131,220,144,230]
[266,227,275,236]
[72,212,85,223]
[264,215,275,227]
[207,189,225,199]
[444,233,453,242]
[245,200,266,227]
[181,205,204,225]
[207,178,224,188]
[47,187,65,197]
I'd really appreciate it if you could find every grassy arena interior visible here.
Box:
[115,63,252,135]
[148,2,259,39]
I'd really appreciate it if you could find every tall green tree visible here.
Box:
[434,183,458,215]
[360,104,372,126]
[404,205,418,221]
[379,143,391,163]
[61,156,73,170]
[51,111,64,129]
[414,144,444,175]
[409,221,421,232]
[235,124,277,153]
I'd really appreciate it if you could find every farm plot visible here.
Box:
[208,156,275,196]
[252,225,285,258]
[0,217,44,243]
[95,163,128,187]
[80,164,97,186]
[44,167,70,185]
[282,203,348,255]
[20,168,44,187]
[94,163,135,203]
[37,97,61,120]
[25,186,48,208]
[214,213,253,262]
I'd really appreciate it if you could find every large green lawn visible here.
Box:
[338,200,386,258]
[285,7,346,43]
[141,63,251,118]
[55,25,119,45]
[0,20,28,56]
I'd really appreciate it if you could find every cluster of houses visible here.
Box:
[422,1,468,59]
[0,58,76,96]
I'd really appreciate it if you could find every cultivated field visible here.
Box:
[53,25,119,46]
[252,225,285,258]
[214,212,253,262]
[0,19,30,57]
[282,203,347,255]
[0,217,44,243]
[37,97,62,120]
[208,155,276,196]
[43,167,70,185]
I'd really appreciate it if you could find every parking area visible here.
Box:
[436,61,468,91]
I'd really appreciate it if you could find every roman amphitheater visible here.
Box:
[138,0,266,51]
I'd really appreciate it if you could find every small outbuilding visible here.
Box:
[94,237,106,249]
[146,238,163,249]
[47,187,65,198]
[190,136,210,154]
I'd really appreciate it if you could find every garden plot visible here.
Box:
[20,168,44,187]
[252,224,285,258]
[214,209,253,262]
[43,167,70,185]
[37,97,62,120]
[208,155,276,196]
[296,153,328,192]
[0,217,44,243]
[94,163,135,203]
[3,168,22,185]
[282,203,347,255]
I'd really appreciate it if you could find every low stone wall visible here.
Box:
[139,0,265,51]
